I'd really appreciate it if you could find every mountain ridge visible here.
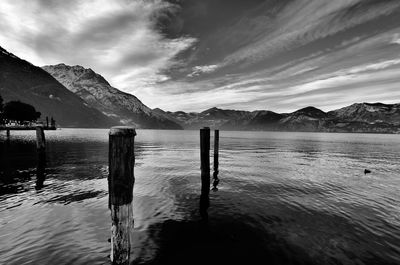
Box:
[163,103,400,133]
[0,46,117,128]
[42,64,182,129]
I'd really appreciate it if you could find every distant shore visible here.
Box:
[0,125,57,131]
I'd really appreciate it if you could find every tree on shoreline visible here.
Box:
[3,100,41,124]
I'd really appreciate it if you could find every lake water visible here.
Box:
[0,129,399,265]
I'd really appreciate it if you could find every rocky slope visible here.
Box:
[166,104,400,133]
[279,107,328,132]
[0,46,117,128]
[43,64,182,129]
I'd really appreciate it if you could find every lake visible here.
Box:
[0,129,399,265]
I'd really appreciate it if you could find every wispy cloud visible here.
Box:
[187,64,219,77]
[220,0,400,68]
[391,34,400,45]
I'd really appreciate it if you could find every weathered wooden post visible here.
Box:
[46,116,49,128]
[200,127,211,193]
[108,126,136,265]
[36,126,45,151]
[6,129,10,140]
[213,130,219,174]
[200,127,210,219]
[212,130,220,191]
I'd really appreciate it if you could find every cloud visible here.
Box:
[391,34,400,45]
[0,0,196,93]
[219,0,400,68]
[187,64,219,77]
[1,0,400,112]
[149,53,400,112]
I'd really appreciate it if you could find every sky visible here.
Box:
[1,0,400,112]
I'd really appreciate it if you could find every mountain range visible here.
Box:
[1,45,399,133]
[156,104,400,133]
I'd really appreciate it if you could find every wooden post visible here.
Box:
[200,127,210,219]
[51,117,56,129]
[6,129,10,139]
[36,126,45,151]
[46,116,49,128]
[213,130,219,174]
[212,130,220,191]
[200,127,210,193]
[108,126,136,265]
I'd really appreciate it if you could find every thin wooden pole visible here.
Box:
[212,130,220,191]
[213,130,219,174]
[6,129,10,139]
[108,126,136,265]
[36,126,45,151]
[200,127,210,218]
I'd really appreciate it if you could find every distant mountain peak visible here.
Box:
[43,63,110,87]
[201,107,220,113]
[296,106,325,112]
[43,63,182,129]
[292,106,326,118]
[0,45,116,127]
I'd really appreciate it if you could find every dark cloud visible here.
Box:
[160,0,267,37]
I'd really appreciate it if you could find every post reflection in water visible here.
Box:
[212,170,220,192]
[200,170,220,221]
[35,151,46,190]
[199,192,209,222]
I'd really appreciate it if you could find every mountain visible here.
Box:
[328,103,400,124]
[279,106,328,132]
[43,64,182,129]
[166,104,400,133]
[0,46,117,128]
[246,111,284,130]
[166,107,283,130]
[165,107,252,129]
[218,110,282,131]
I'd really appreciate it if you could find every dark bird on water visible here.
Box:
[364,169,371,175]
